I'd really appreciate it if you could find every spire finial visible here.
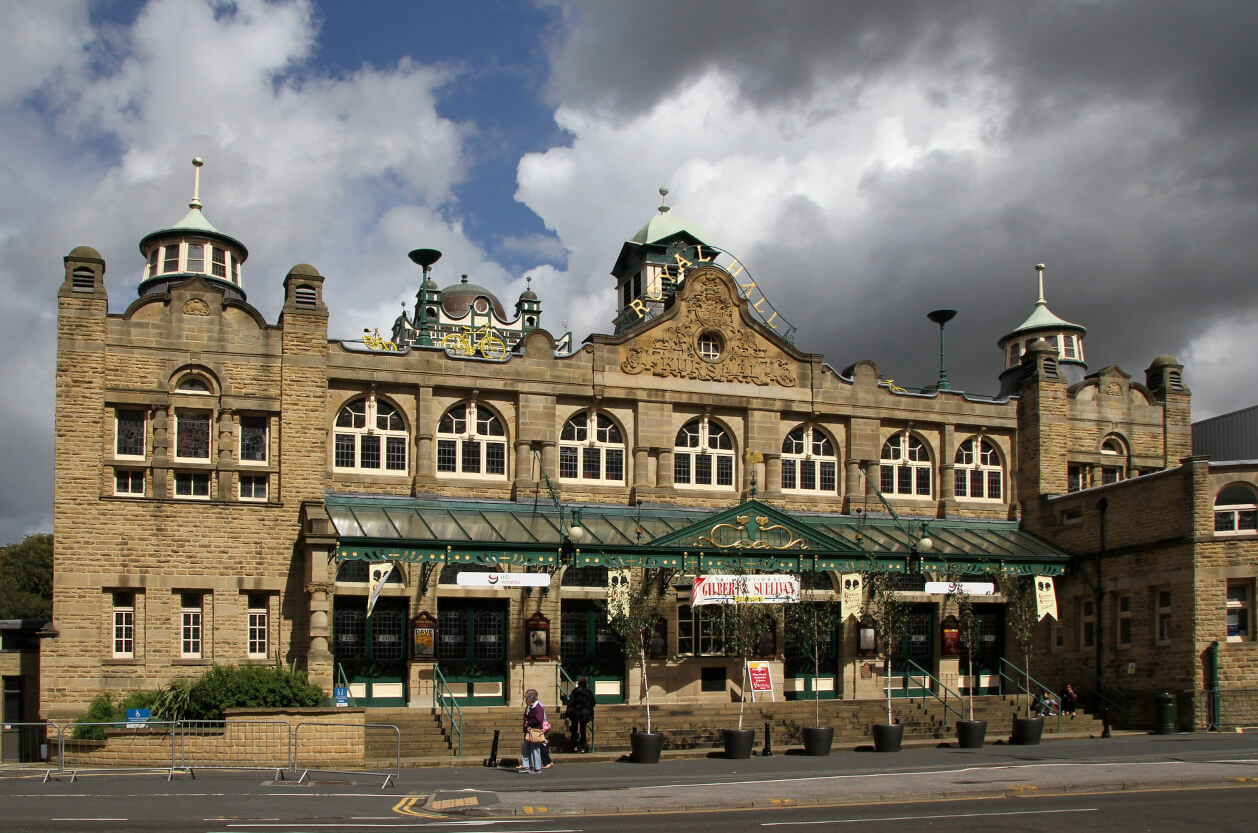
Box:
[1035,263,1046,305]
[658,185,670,214]
[190,157,204,210]
[526,275,532,291]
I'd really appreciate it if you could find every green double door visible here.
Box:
[560,601,625,703]
[891,605,935,697]
[960,605,1004,695]
[436,600,508,705]
[783,604,839,700]
[332,598,408,706]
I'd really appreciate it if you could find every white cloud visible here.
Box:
[1180,314,1258,421]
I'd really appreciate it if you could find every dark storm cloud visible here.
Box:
[546,1,1258,412]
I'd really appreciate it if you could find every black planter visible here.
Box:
[723,728,756,759]
[872,722,904,753]
[956,719,987,748]
[1011,716,1044,746]
[802,726,834,756]
[629,731,664,764]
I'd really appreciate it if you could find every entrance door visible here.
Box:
[961,604,1004,695]
[892,605,934,697]
[560,601,625,703]
[784,604,838,700]
[332,599,408,706]
[437,601,508,705]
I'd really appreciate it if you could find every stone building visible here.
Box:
[44,160,1249,727]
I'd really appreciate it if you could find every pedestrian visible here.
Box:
[536,694,555,769]
[566,678,596,753]
[1060,683,1078,719]
[518,688,546,774]
[1035,689,1058,717]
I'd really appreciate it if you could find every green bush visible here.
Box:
[182,665,324,721]
[71,693,122,739]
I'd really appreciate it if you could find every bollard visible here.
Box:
[484,729,500,768]
[763,721,772,757]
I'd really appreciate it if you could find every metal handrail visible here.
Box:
[1056,654,1126,727]
[555,665,596,752]
[903,659,964,729]
[999,657,1062,733]
[432,664,464,757]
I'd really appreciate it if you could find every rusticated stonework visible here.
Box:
[621,273,796,387]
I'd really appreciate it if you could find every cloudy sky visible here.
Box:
[2,0,1256,546]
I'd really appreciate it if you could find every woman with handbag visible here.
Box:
[518,688,547,773]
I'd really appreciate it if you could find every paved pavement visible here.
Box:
[406,730,1258,817]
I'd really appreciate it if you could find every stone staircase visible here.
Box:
[365,695,1105,762]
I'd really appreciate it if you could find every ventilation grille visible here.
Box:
[294,284,317,308]
[71,267,95,292]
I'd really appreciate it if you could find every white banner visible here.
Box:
[840,573,863,618]
[455,571,550,588]
[1035,575,1058,621]
[692,574,800,606]
[366,563,395,618]
[925,581,996,596]
[608,568,632,618]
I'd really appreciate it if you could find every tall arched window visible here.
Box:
[1214,483,1258,535]
[1100,435,1127,484]
[781,425,838,493]
[880,432,932,497]
[954,437,1003,500]
[437,402,507,477]
[674,417,735,489]
[334,395,408,473]
[559,410,626,484]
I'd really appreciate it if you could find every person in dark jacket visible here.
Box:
[518,689,546,773]
[566,678,596,753]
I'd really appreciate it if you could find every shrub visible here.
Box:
[182,665,324,721]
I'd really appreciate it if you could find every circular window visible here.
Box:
[696,332,724,362]
[473,298,490,314]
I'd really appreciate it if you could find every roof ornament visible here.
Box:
[657,185,670,214]
[1035,263,1047,306]
[189,157,204,210]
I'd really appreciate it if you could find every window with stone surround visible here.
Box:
[674,417,735,489]
[112,591,135,658]
[114,469,144,497]
[239,474,267,501]
[115,408,146,458]
[1154,588,1172,646]
[1068,463,1086,493]
[1214,483,1257,536]
[334,394,409,475]
[1080,598,1095,650]
[1100,435,1127,484]
[180,592,204,658]
[239,414,268,464]
[175,410,211,461]
[1116,593,1132,649]
[247,593,269,659]
[559,410,625,484]
[174,471,210,499]
[436,401,507,478]
[954,437,1003,501]
[781,425,838,494]
[1227,580,1253,642]
[880,432,933,497]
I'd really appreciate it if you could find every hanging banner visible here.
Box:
[840,573,863,619]
[366,563,395,618]
[1035,575,1059,621]
[925,581,996,596]
[455,571,550,588]
[692,574,800,606]
[608,568,632,618]
[746,660,775,701]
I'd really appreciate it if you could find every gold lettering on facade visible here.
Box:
[620,273,796,387]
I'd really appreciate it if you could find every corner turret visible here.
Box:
[997,263,1086,397]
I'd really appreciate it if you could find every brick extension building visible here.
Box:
[44,161,1256,727]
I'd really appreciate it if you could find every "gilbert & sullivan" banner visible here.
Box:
[691,574,800,606]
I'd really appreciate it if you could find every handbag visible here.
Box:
[525,726,546,744]
[542,720,551,732]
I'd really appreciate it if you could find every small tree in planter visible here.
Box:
[604,566,670,762]
[783,581,841,755]
[1000,571,1044,745]
[720,574,781,759]
[945,567,987,747]
[861,562,911,751]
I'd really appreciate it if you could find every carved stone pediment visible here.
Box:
[620,270,797,387]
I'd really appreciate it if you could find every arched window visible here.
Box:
[781,425,838,493]
[880,432,932,497]
[559,410,626,484]
[437,401,507,477]
[1100,435,1127,484]
[334,395,408,473]
[1214,483,1258,535]
[954,437,1003,500]
[674,417,735,489]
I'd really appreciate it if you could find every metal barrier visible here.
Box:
[56,720,179,781]
[292,721,400,790]
[1196,688,1258,731]
[0,721,58,779]
[177,720,293,779]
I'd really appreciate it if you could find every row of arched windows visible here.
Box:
[331,396,1008,501]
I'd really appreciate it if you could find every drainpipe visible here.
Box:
[1095,497,1109,736]
[1207,641,1220,730]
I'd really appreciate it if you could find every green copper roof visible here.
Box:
[1008,299,1085,337]
[630,212,708,246]
[324,494,1069,575]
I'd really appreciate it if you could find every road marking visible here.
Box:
[761,807,1099,826]
[523,805,548,814]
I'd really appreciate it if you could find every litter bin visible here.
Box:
[1156,691,1177,734]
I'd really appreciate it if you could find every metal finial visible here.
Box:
[658,185,670,214]
[190,157,204,210]
[1035,263,1046,305]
